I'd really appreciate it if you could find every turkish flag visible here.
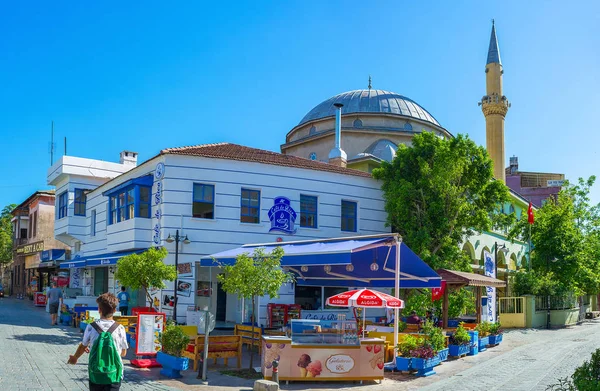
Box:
[528,202,534,224]
[432,281,446,301]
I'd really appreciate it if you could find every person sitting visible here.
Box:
[405,311,421,325]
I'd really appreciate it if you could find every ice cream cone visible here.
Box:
[306,371,315,378]
[300,368,307,377]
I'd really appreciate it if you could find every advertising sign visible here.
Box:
[16,241,44,255]
[135,312,166,356]
[268,197,297,234]
[34,292,47,306]
[483,250,496,322]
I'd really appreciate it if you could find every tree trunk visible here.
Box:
[249,296,256,369]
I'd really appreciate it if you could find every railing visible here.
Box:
[535,294,578,311]
[499,297,524,314]
[12,238,27,248]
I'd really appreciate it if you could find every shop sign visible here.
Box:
[302,310,347,321]
[268,197,297,234]
[135,313,165,356]
[99,259,111,265]
[483,250,496,322]
[16,241,44,255]
[326,354,355,374]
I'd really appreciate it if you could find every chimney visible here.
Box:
[328,103,347,167]
[509,156,518,175]
[120,151,138,166]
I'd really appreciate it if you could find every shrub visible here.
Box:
[489,322,503,336]
[397,335,423,357]
[397,320,407,332]
[475,321,491,337]
[161,324,189,357]
[421,320,446,353]
[546,348,600,391]
[409,345,436,360]
[449,323,471,346]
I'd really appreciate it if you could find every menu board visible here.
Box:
[135,312,166,356]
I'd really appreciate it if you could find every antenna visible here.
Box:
[49,121,55,165]
[64,137,67,156]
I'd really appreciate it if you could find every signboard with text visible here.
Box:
[483,250,496,322]
[16,241,44,255]
[135,312,166,356]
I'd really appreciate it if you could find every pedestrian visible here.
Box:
[46,282,63,326]
[67,292,128,391]
[117,286,130,316]
[405,310,421,325]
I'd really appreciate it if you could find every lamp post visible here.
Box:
[494,242,509,322]
[165,230,190,324]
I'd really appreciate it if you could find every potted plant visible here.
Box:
[421,320,448,363]
[409,345,439,377]
[448,323,471,357]
[156,324,190,378]
[475,321,491,351]
[488,322,503,345]
[396,335,420,371]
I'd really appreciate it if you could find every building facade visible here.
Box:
[506,156,564,208]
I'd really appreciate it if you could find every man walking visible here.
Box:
[47,282,63,326]
[117,286,130,316]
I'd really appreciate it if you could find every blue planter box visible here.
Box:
[437,348,449,362]
[468,331,479,356]
[61,314,72,325]
[80,322,89,332]
[489,334,503,345]
[411,356,439,377]
[156,351,189,378]
[448,320,459,328]
[448,344,470,357]
[478,336,489,352]
[395,356,412,371]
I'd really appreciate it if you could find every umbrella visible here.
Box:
[326,288,404,338]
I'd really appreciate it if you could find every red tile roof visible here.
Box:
[160,143,372,178]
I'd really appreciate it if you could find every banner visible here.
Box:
[483,250,496,322]
[432,281,446,301]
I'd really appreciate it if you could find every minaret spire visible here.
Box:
[368,75,372,90]
[487,19,502,65]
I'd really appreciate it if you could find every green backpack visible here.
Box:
[88,322,123,384]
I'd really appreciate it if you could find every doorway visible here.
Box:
[216,282,227,322]
[94,268,109,296]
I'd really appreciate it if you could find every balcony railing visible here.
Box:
[12,238,27,248]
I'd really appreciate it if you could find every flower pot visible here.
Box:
[411,356,439,377]
[488,334,503,345]
[448,344,470,357]
[437,348,449,363]
[448,320,459,328]
[478,336,489,352]
[395,356,412,371]
[156,351,189,378]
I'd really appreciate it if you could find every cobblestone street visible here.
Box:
[1,297,599,391]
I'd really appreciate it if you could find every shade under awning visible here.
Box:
[200,235,441,289]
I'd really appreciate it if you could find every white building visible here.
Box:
[48,143,389,324]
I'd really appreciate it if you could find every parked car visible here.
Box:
[0,283,4,298]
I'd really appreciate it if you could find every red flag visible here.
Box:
[432,281,446,301]
[527,202,534,224]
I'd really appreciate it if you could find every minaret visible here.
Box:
[480,20,510,182]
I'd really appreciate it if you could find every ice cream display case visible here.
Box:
[261,319,385,382]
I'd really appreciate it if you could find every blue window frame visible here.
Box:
[193,183,215,219]
[341,200,357,232]
[240,188,260,224]
[58,192,68,219]
[108,185,152,225]
[74,189,87,216]
[300,195,318,228]
[91,210,96,236]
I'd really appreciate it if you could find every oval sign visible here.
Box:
[326,354,355,374]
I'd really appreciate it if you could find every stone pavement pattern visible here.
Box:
[1,297,600,391]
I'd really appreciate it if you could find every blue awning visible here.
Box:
[200,235,441,289]
[102,175,153,197]
[59,249,147,269]
[60,260,87,269]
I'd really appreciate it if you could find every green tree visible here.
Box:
[0,204,17,265]
[217,247,293,369]
[373,132,510,271]
[115,247,175,303]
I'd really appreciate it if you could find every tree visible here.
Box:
[373,132,510,271]
[217,247,293,369]
[0,204,17,265]
[115,247,176,304]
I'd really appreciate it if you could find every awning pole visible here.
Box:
[394,239,400,351]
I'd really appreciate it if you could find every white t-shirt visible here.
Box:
[82,319,129,373]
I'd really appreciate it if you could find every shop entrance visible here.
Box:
[216,282,227,322]
[94,268,109,296]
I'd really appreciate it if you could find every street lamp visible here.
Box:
[166,230,190,324]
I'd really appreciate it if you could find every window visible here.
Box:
[300,195,318,228]
[58,192,68,219]
[341,200,357,232]
[20,228,27,239]
[139,187,151,218]
[192,184,215,219]
[74,189,87,216]
[91,210,96,236]
[108,185,152,225]
[240,189,260,224]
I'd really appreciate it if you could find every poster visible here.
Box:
[176,279,192,297]
[483,250,496,322]
[135,312,165,356]
[177,262,193,277]
[70,268,82,289]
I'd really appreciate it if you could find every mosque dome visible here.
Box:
[364,139,398,162]
[298,89,440,127]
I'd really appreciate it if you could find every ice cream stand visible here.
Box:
[200,233,441,383]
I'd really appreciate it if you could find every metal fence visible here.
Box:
[535,294,578,311]
[499,297,524,314]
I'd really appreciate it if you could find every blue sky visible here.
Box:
[1,1,599,208]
